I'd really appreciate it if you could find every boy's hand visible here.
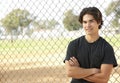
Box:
[69,57,80,67]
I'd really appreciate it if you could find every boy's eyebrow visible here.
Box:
[89,19,95,21]
[83,19,95,22]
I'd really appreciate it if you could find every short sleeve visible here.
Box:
[102,44,118,67]
[63,40,78,63]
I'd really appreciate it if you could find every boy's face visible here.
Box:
[82,14,100,36]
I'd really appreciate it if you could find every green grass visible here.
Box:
[104,34,120,48]
[0,38,72,55]
[0,35,119,56]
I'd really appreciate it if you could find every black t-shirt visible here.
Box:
[64,36,118,83]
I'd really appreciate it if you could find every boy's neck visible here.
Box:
[85,35,99,43]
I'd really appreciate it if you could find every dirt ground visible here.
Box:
[0,66,120,83]
[0,66,70,83]
[0,49,120,83]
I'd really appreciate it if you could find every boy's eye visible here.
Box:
[83,21,87,24]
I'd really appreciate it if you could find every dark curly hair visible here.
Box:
[79,7,103,29]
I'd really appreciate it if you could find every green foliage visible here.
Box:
[105,0,120,28]
[1,11,19,32]
[63,10,82,31]
[32,19,59,30]
[47,19,59,29]
[1,9,33,33]
[19,10,32,27]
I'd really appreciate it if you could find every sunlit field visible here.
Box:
[105,34,120,48]
[0,35,120,83]
[0,38,70,55]
[0,35,120,68]
[0,35,120,55]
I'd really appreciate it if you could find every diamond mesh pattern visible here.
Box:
[0,0,119,83]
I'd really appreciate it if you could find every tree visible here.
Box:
[32,19,59,31]
[105,0,120,28]
[1,9,34,35]
[63,10,82,31]
[47,19,59,29]
[0,8,35,42]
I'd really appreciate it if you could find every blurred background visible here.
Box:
[0,0,120,83]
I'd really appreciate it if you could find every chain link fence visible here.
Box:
[0,0,120,83]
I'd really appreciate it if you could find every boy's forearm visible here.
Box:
[77,68,99,79]
[83,64,113,83]
[67,67,99,79]
[83,72,109,83]
[65,60,100,79]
